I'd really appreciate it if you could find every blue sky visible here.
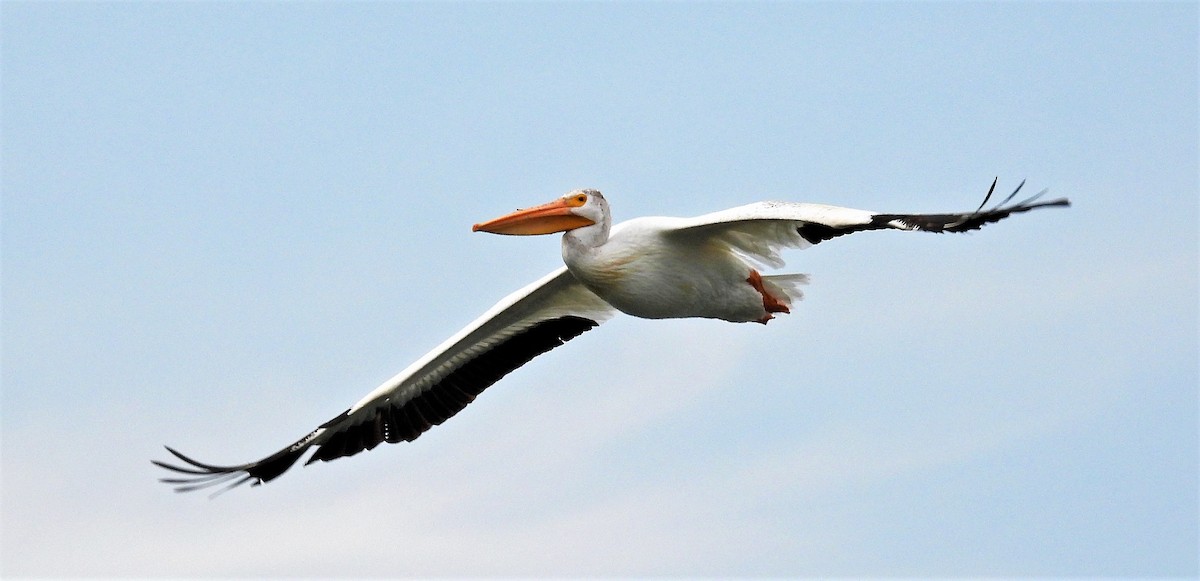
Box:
[2,2,1196,577]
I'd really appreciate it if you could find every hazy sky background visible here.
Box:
[3,2,1196,577]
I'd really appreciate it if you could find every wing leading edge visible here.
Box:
[660,178,1069,268]
[154,267,614,494]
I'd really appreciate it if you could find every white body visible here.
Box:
[565,215,809,322]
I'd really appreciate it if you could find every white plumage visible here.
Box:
[155,179,1068,493]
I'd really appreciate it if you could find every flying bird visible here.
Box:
[155,179,1068,493]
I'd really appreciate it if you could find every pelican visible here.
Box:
[155,179,1068,493]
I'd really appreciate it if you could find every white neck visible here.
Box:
[561,220,610,261]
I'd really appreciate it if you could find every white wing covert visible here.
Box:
[154,267,614,493]
[661,178,1069,267]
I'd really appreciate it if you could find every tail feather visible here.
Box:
[763,273,810,305]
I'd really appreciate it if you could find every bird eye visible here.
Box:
[568,193,588,207]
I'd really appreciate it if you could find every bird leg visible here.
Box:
[746,269,790,324]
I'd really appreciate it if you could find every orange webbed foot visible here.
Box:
[747,269,791,320]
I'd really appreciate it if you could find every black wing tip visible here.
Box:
[981,178,1071,210]
[152,445,258,495]
[153,315,605,495]
[155,424,329,495]
[868,178,1068,235]
[1031,197,1071,208]
[974,176,1000,213]
[968,177,1070,221]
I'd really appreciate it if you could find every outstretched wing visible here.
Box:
[656,178,1069,268]
[154,267,615,494]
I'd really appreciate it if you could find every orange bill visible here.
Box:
[472,198,595,235]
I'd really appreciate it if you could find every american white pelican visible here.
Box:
[155,179,1068,493]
